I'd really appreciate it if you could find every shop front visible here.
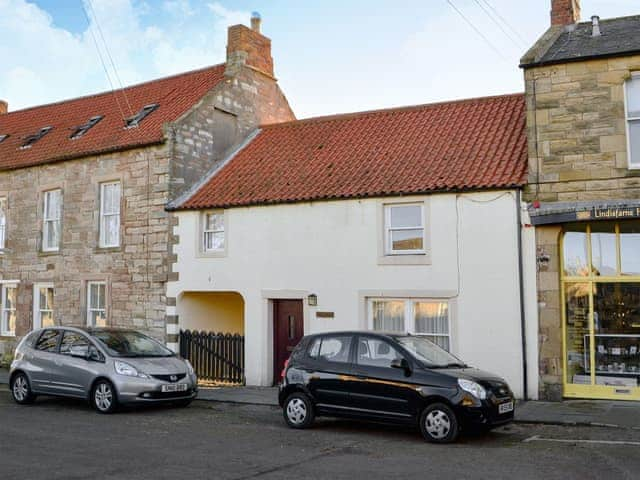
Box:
[561,220,640,400]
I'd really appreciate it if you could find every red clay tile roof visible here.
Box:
[0,64,227,170]
[178,93,527,209]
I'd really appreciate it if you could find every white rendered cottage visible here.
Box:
[166,94,536,398]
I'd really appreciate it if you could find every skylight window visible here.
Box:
[70,115,103,140]
[0,134,8,144]
[20,127,52,149]
[125,104,159,129]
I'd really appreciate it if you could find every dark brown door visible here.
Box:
[273,299,304,383]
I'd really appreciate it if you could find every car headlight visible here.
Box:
[458,378,487,400]
[114,361,151,379]
[185,359,195,375]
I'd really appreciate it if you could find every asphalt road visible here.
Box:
[1,387,640,480]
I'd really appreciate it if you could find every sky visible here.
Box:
[0,0,637,119]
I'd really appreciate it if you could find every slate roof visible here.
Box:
[177,93,527,210]
[0,64,227,171]
[522,15,640,67]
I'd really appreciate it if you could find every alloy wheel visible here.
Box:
[425,409,451,440]
[95,383,113,412]
[286,398,307,425]
[13,376,28,402]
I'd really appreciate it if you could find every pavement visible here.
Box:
[2,389,640,480]
[3,368,640,429]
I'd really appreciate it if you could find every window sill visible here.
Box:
[94,246,122,254]
[197,249,227,259]
[377,254,432,266]
[38,250,60,257]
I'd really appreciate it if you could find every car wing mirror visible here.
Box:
[391,358,412,375]
[69,345,90,359]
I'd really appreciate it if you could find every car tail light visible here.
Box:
[280,358,290,381]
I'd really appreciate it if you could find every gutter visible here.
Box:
[516,189,528,400]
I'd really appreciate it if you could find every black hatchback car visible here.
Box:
[278,331,515,443]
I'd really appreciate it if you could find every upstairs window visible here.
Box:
[125,104,158,129]
[625,74,640,168]
[42,189,62,252]
[21,126,52,149]
[70,116,103,140]
[0,197,6,250]
[99,181,121,248]
[384,203,425,255]
[203,212,225,253]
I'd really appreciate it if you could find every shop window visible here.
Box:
[369,298,451,351]
[620,224,640,276]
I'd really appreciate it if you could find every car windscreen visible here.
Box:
[395,336,466,368]
[91,330,174,358]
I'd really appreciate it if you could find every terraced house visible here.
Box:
[522,0,640,401]
[0,16,293,357]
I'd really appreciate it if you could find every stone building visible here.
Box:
[0,16,293,357]
[522,0,640,400]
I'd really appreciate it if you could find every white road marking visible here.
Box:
[524,435,640,446]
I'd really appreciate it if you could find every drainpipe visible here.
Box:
[516,189,529,400]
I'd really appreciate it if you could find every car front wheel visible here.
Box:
[11,373,36,405]
[91,379,118,414]
[420,402,460,443]
[283,392,315,429]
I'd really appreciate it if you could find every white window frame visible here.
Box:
[0,196,6,251]
[383,202,426,255]
[99,181,121,248]
[202,211,225,254]
[624,72,640,170]
[367,298,451,350]
[33,283,54,330]
[1,283,17,337]
[86,281,107,327]
[42,189,62,252]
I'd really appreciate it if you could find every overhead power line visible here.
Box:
[80,1,127,124]
[481,0,529,47]
[445,0,509,62]
[473,0,526,50]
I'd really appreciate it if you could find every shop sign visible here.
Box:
[531,204,640,225]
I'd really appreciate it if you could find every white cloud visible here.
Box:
[0,0,249,111]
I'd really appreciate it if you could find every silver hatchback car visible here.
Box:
[9,326,198,413]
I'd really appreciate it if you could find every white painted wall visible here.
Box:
[168,191,527,397]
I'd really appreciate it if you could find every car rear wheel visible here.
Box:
[420,402,459,443]
[11,373,36,405]
[91,380,118,414]
[283,392,315,429]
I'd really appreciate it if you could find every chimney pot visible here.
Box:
[550,0,581,27]
[0,100,7,115]
[591,15,601,36]
[251,11,261,33]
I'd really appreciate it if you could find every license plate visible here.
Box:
[498,401,514,414]
[161,383,188,393]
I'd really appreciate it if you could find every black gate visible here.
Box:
[179,330,245,384]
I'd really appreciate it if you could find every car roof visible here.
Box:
[304,330,408,340]
[29,326,141,335]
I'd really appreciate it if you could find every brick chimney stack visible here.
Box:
[225,12,274,78]
[551,0,581,26]
[0,100,7,115]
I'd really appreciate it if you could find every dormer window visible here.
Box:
[70,116,103,140]
[0,134,8,144]
[625,73,640,169]
[21,126,52,149]
[125,104,158,129]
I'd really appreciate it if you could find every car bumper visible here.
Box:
[114,374,198,404]
[455,397,515,428]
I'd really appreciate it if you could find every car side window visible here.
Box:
[307,337,321,358]
[60,332,90,355]
[357,337,403,368]
[317,335,353,364]
[35,330,61,353]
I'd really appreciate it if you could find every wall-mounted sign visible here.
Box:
[530,203,640,225]
[316,311,334,319]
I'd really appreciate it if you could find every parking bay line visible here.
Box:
[523,435,640,446]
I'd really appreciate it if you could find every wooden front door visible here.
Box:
[273,299,304,383]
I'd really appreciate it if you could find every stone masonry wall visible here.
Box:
[0,144,172,352]
[524,54,640,399]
